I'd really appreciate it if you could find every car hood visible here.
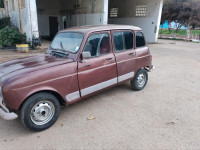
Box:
[0,54,73,83]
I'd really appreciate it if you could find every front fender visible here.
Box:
[3,86,63,111]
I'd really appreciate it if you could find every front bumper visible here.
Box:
[145,65,155,72]
[0,97,18,120]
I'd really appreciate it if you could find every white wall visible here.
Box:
[108,0,163,43]
[0,8,6,18]
[37,14,63,36]
[28,0,39,39]
[66,13,104,27]
[6,0,20,29]
[6,0,39,41]
[37,0,108,36]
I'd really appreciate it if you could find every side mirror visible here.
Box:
[82,51,91,59]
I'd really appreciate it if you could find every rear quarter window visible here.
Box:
[136,32,146,48]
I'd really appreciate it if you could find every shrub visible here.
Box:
[0,26,26,47]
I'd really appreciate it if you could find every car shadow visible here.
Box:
[0,82,134,135]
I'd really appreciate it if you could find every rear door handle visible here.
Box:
[129,52,136,56]
[106,57,115,62]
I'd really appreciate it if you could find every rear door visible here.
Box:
[78,31,117,97]
[112,30,136,83]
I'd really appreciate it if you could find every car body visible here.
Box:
[0,25,153,131]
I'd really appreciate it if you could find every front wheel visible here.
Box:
[20,92,60,132]
[131,69,148,91]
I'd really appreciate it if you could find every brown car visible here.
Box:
[0,25,153,131]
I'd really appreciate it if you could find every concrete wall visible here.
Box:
[5,0,163,42]
[6,0,20,29]
[108,0,163,43]
[5,0,39,41]
[0,8,6,18]
[37,14,63,36]
[66,0,109,27]
[36,0,108,36]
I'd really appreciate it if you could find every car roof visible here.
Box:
[60,24,142,34]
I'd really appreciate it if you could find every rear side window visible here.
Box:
[84,33,110,57]
[113,31,134,52]
[136,32,145,47]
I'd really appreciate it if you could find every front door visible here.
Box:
[78,31,117,97]
[49,16,58,39]
[112,30,136,82]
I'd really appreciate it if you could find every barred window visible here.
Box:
[136,5,147,17]
[110,8,118,18]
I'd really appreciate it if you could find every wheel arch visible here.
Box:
[19,90,66,111]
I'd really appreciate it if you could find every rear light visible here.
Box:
[150,55,152,61]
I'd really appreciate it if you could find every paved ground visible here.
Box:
[0,39,200,149]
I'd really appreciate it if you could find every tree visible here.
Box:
[161,0,200,38]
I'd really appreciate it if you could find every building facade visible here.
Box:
[3,0,163,43]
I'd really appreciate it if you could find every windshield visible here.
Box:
[50,32,83,53]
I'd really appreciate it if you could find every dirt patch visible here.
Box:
[0,49,46,63]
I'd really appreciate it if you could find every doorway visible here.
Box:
[49,16,58,39]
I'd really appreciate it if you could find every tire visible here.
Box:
[20,92,60,132]
[131,69,148,91]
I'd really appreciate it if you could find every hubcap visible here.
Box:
[31,101,55,126]
[137,73,146,88]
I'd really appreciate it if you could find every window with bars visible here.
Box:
[110,8,118,18]
[135,5,147,17]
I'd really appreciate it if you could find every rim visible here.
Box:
[136,73,146,88]
[30,100,55,126]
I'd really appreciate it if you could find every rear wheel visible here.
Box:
[20,92,60,132]
[131,69,148,91]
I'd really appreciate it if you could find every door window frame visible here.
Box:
[82,31,112,59]
[112,30,135,53]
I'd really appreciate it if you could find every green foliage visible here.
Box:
[159,29,200,35]
[0,17,11,30]
[161,0,200,33]
[0,26,26,47]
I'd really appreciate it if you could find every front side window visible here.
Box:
[84,33,110,57]
[113,31,134,52]
[50,32,83,53]
[136,32,145,48]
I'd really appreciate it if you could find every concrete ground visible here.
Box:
[0,39,200,149]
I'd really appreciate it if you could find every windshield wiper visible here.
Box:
[51,50,69,58]
[60,41,64,51]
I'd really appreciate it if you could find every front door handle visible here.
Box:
[83,64,91,68]
[106,57,115,62]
